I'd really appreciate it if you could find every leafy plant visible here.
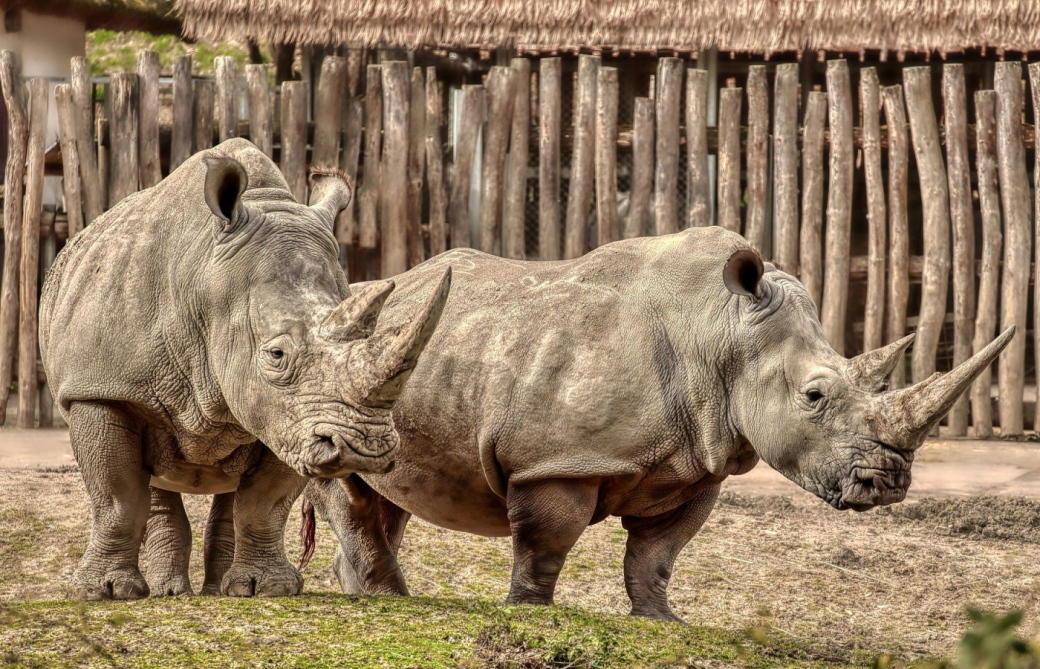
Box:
[957,609,1038,669]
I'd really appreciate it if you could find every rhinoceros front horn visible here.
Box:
[874,326,1016,449]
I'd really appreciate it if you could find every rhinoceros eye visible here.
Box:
[259,335,296,381]
[805,389,824,404]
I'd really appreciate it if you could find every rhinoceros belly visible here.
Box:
[150,463,241,495]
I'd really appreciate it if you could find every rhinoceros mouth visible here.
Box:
[837,465,910,511]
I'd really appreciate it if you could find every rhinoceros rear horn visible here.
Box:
[203,156,248,232]
[321,280,396,342]
[723,249,763,298]
[847,333,915,389]
[308,168,353,232]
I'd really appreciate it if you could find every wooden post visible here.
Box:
[860,68,886,354]
[717,83,742,234]
[943,64,974,436]
[565,54,598,259]
[313,56,346,169]
[109,73,139,207]
[18,78,47,427]
[654,57,682,236]
[407,66,426,267]
[448,85,483,250]
[55,85,84,239]
[479,65,516,256]
[503,58,530,259]
[280,81,308,203]
[334,95,363,246]
[595,66,619,247]
[0,51,26,423]
[773,63,799,270]
[137,50,161,187]
[193,79,215,152]
[1029,63,1040,433]
[994,62,1030,436]
[883,85,910,389]
[627,97,654,239]
[538,57,562,259]
[425,68,447,256]
[799,90,827,311]
[215,56,238,143]
[246,64,273,157]
[71,57,104,221]
[744,65,769,251]
[37,214,55,428]
[821,60,853,355]
[380,61,409,277]
[170,55,194,171]
[686,68,710,229]
[358,65,383,250]
[971,90,1001,438]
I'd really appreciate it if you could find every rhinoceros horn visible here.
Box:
[847,333,915,389]
[873,326,1016,450]
[307,169,353,232]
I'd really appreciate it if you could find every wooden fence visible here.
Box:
[0,49,1037,439]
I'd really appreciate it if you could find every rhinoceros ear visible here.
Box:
[723,248,763,298]
[203,156,248,233]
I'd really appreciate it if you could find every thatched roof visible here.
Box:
[2,0,180,35]
[176,0,1040,55]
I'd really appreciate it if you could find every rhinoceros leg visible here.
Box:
[68,401,151,601]
[143,487,194,596]
[200,492,235,595]
[221,448,308,597]
[621,483,720,622]
[505,479,599,606]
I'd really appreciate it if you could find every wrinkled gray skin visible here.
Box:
[39,138,450,600]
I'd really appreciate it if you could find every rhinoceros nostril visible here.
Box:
[307,436,340,467]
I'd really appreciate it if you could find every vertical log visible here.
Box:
[943,64,974,435]
[773,63,799,270]
[0,51,26,423]
[821,60,853,355]
[137,50,161,187]
[654,57,682,235]
[425,68,448,256]
[745,65,769,252]
[479,65,517,256]
[717,83,742,234]
[686,68,710,229]
[1029,64,1040,433]
[313,56,347,168]
[538,58,562,259]
[358,65,383,250]
[280,81,308,203]
[108,73,139,207]
[18,78,47,427]
[799,90,827,311]
[627,97,654,239]
[971,90,1002,438]
[883,85,910,389]
[380,61,409,278]
[860,68,886,354]
[71,57,104,221]
[595,66,619,247]
[448,85,483,250]
[994,62,1030,436]
[55,85,84,239]
[37,214,55,428]
[565,54,598,258]
[246,64,273,158]
[407,66,426,267]
[170,55,194,171]
[334,95,363,246]
[215,56,238,143]
[193,79,215,152]
[503,58,530,260]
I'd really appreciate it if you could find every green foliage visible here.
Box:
[957,609,1039,669]
[86,29,259,76]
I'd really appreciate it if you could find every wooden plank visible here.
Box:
[564,54,599,259]
[137,50,161,188]
[994,62,1030,436]
[358,65,383,250]
[380,61,409,277]
[744,64,769,251]
[627,96,654,240]
[407,66,426,267]
[773,63,799,270]
[717,83,742,234]
[246,64,273,158]
[335,95,363,246]
[860,68,886,354]
[55,84,84,239]
[1030,63,1040,434]
[108,72,139,207]
[280,80,308,202]
[686,68,710,229]
[448,85,483,250]
[18,78,47,428]
[799,90,827,311]
[503,58,530,260]
[0,51,26,424]
[215,56,238,143]
[944,63,974,436]
[425,67,448,256]
[821,60,853,355]
[883,85,909,389]
[654,57,682,236]
[595,66,619,247]
[71,56,104,221]
[538,57,562,259]
[170,55,194,171]
[313,56,346,168]
[479,65,517,256]
[971,90,1001,438]
[193,79,215,152]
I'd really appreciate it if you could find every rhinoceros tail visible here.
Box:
[298,496,316,571]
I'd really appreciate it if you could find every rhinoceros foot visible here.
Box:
[221,561,303,597]
[71,565,150,601]
[146,570,194,597]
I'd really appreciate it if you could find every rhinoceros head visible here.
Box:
[199,155,450,478]
[722,248,1014,511]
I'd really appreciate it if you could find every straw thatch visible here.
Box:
[176,0,1040,54]
[2,0,179,34]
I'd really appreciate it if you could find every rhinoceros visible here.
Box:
[39,138,450,600]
